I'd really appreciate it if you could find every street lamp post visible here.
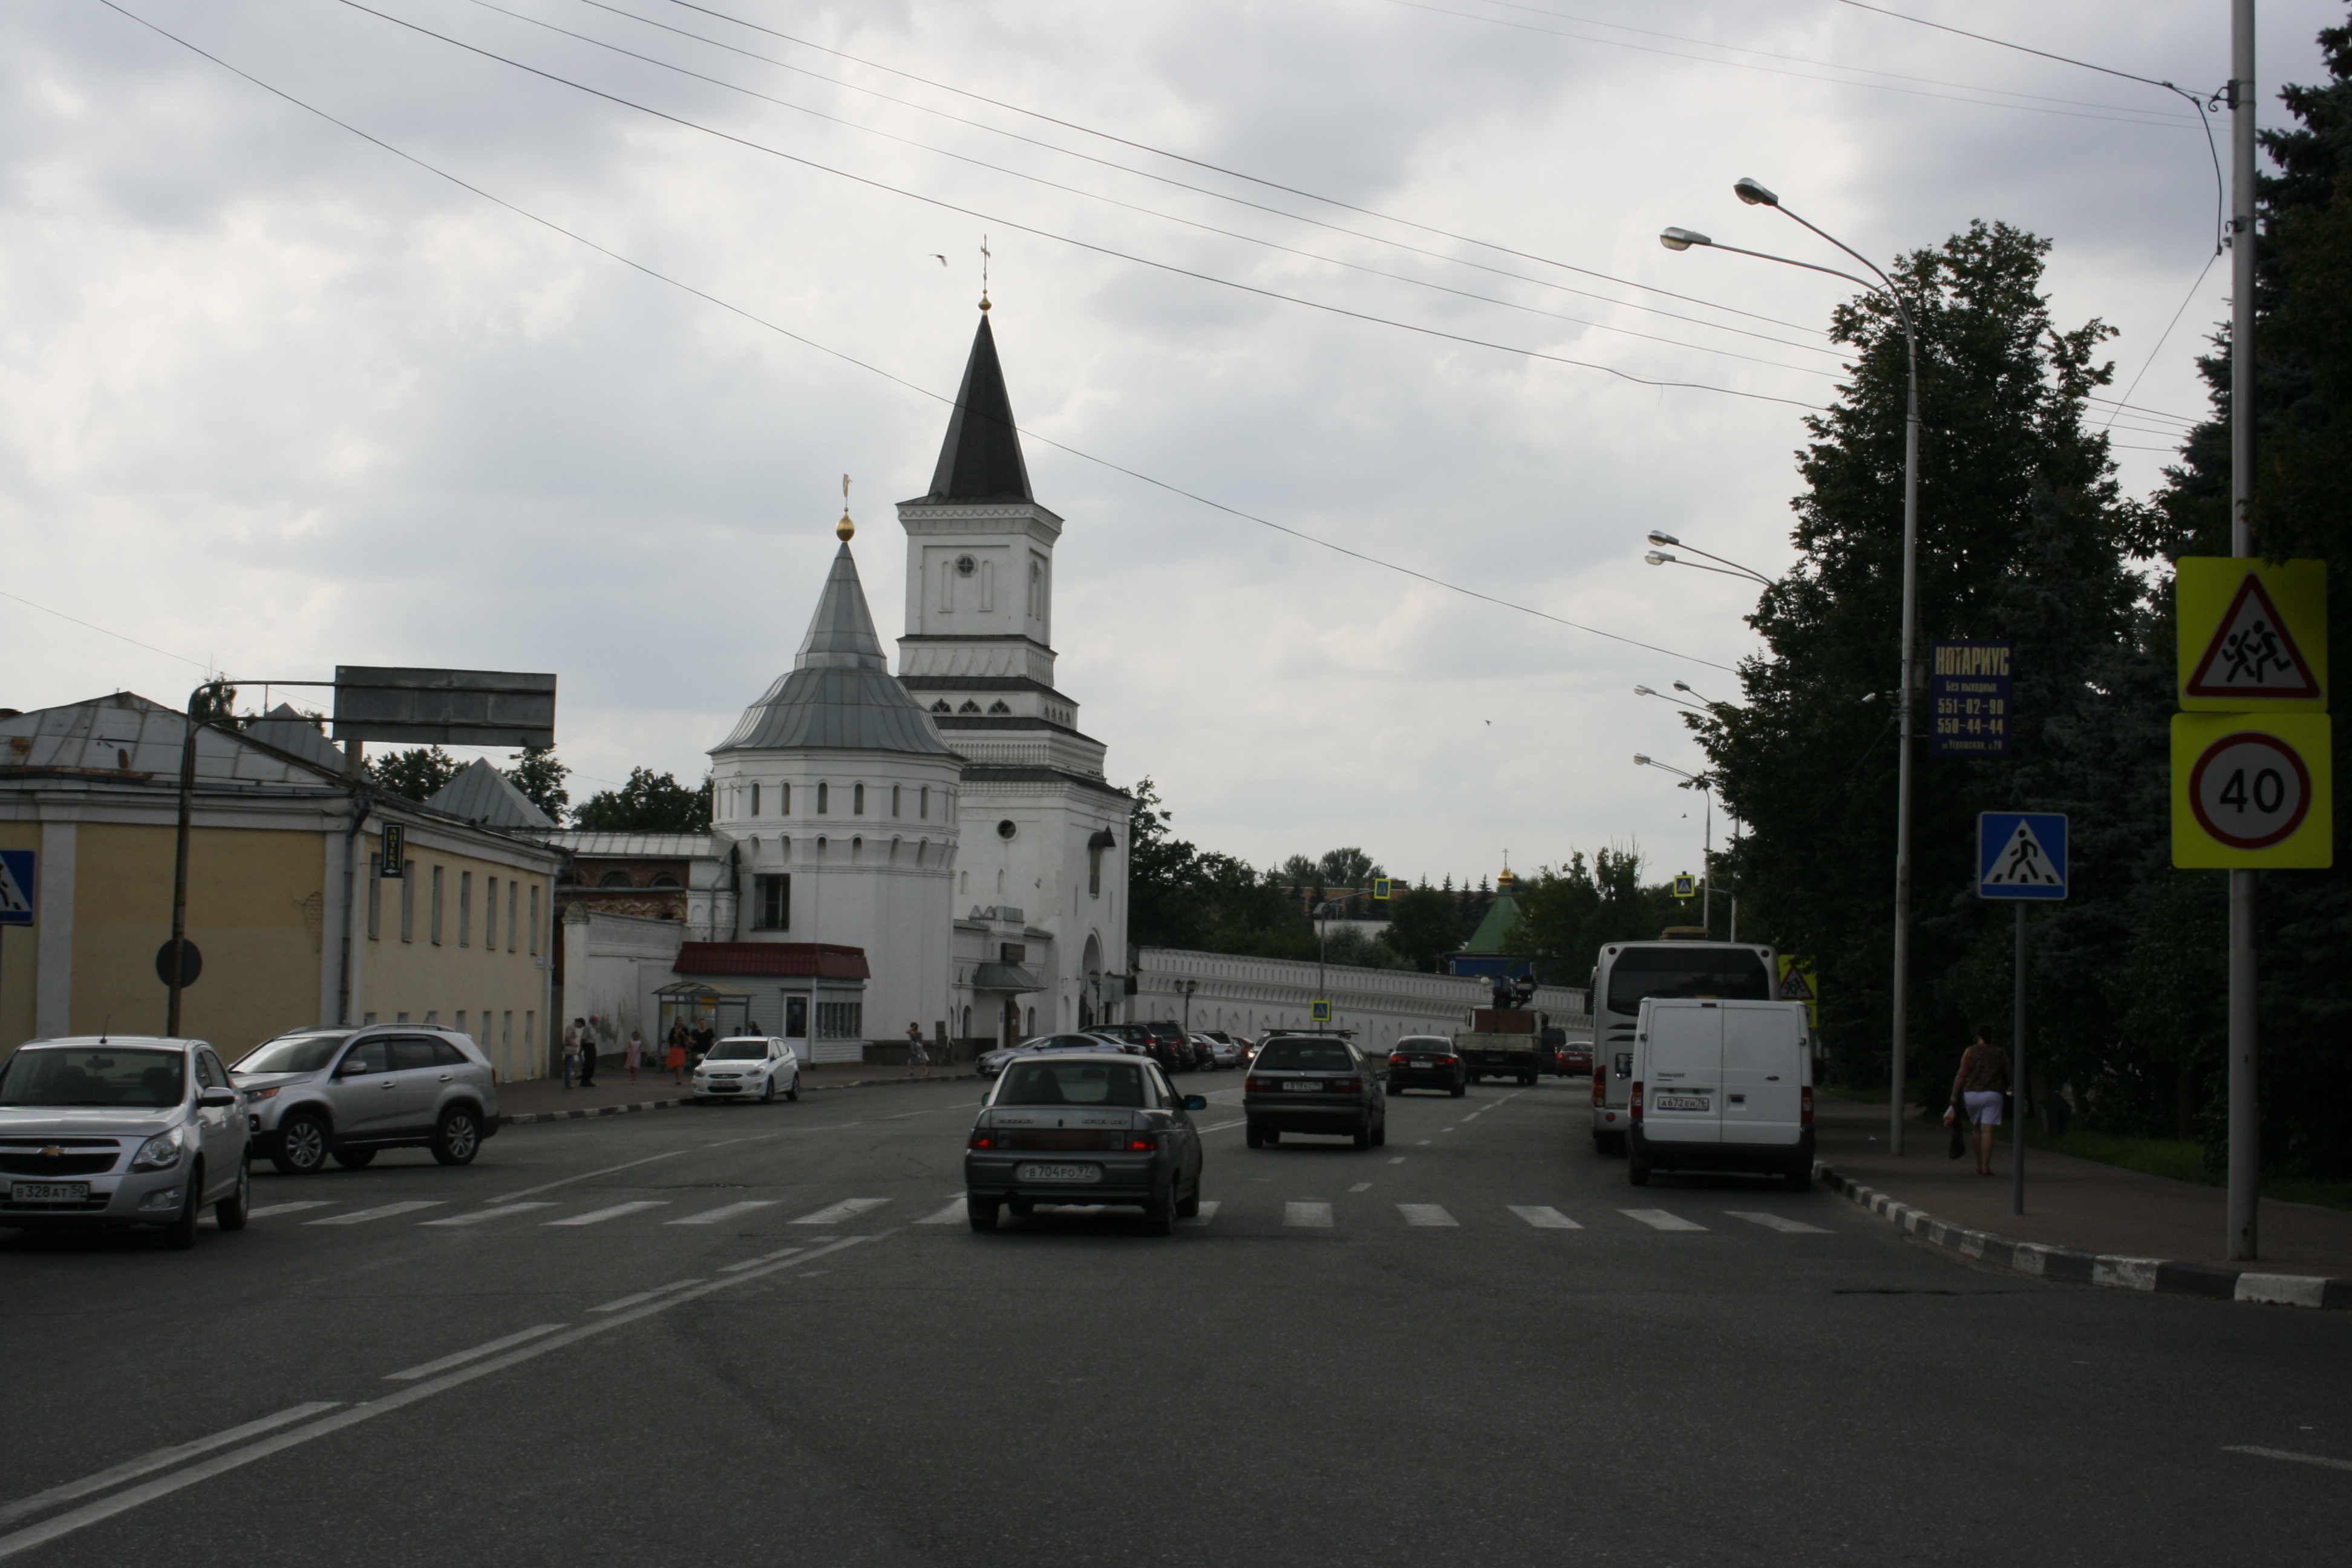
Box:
[1634,754,1714,937]
[1664,179,1922,1154]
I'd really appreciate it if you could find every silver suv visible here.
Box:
[232,1027,500,1174]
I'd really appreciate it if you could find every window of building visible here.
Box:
[1090,844,1107,898]
[526,1010,535,1054]
[501,1011,512,1053]
[368,857,382,941]
[851,836,863,863]
[650,873,681,889]
[529,885,540,955]
[932,701,950,714]
[961,1005,972,1038]
[958,700,981,714]
[921,786,930,819]
[959,871,968,893]
[987,700,1011,714]
[816,837,827,862]
[507,880,518,952]
[363,1013,377,1025]
[980,558,995,612]
[455,1010,466,1033]
[916,839,927,867]
[781,782,791,815]
[892,785,901,817]
[486,877,498,949]
[751,782,760,816]
[815,1001,863,1039]
[756,874,791,930]
[459,871,472,947]
[425,1011,439,1026]
[1028,558,1042,619]
[1026,1007,1036,1034]
[400,860,416,942]
[599,871,633,888]
[397,1012,410,1024]
[817,782,829,814]
[853,782,864,815]
[430,865,445,946]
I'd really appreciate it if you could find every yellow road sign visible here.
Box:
[1776,955,1819,1029]
[1671,874,1696,899]
[2177,557,2328,711]
[2171,712,2334,867]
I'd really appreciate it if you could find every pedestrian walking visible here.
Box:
[578,1016,600,1088]
[1945,1027,2013,1177]
[625,1030,645,1082]
[905,1022,930,1079]
[666,1021,689,1085]
[561,1021,578,1090]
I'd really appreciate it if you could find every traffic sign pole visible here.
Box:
[2227,0,2259,1261]
[2013,901,2027,1217]
[1978,811,2067,1215]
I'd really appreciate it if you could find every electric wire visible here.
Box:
[2102,250,2223,433]
[0,587,210,670]
[94,0,1744,676]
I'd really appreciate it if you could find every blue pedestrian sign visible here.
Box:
[0,850,33,925]
[1978,812,2068,901]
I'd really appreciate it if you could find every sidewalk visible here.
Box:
[1814,1096,2352,1305]
[496,1062,976,1123]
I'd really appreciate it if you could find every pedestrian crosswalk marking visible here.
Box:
[1620,1208,1708,1232]
[1348,1182,1372,1193]
[1509,1206,1582,1230]
[1284,1201,1333,1228]
[668,1201,779,1226]
[248,1201,338,1220]
[422,1202,555,1227]
[1180,1200,1220,1227]
[1724,1210,1828,1233]
[546,1201,669,1227]
[1397,1204,1457,1227]
[308,1201,445,1226]
[792,1198,890,1224]
[916,1198,967,1225]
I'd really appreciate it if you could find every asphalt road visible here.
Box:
[3,1075,2346,1566]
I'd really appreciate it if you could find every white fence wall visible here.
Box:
[1134,947,1589,1056]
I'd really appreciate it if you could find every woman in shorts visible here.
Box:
[1945,1027,2013,1177]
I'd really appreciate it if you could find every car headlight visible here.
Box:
[242,1086,280,1102]
[131,1126,186,1170]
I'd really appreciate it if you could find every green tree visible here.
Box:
[503,746,569,824]
[1380,883,1462,972]
[1506,848,1676,983]
[1316,848,1383,887]
[367,745,460,802]
[573,768,713,832]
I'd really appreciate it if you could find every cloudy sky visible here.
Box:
[3,0,2339,888]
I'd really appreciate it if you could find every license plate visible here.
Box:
[10,1182,90,1203]
[1655,1096,1711,1112]
[1411,1059,1434,1067]
[1015,1163,1102,1183]
[1282,1082,1320,1092]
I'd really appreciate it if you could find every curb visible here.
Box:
[500,1071,979,1126]
[1816,1163,2352,1311]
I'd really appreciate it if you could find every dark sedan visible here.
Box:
[1386,1035,1468,1097]
[964,1053,1207,1235]
[1244,1034,1387,1149]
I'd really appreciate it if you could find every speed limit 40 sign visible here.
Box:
[2171,713,2334,867]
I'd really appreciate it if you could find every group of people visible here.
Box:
[562,1016,718,1088]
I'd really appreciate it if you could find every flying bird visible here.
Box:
[930,253,948,266]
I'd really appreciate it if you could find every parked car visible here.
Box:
[965,1051,1207,1235]
[1627,997,1814,1191]
[978,1035,1115,1079]
[1197,1033,1244,1070]
[691,1036,801,1103]
[1558,1033,1594,1077]
[0,1035,250,1248]
[1386,1035,1468,1097]
[232,1025,500,1173]
[1142,1021,1195,1073]
[1087,1023,1155,1060]
[1243,1034,1387,1149]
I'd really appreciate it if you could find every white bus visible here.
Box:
[1588,939,1778,1154]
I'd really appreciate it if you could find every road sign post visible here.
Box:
[1979,812,2067,1218]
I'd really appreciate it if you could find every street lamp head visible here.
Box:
[1633,753,1652,766]
[1633,685,1658,697]
[1647,529,1679,547]
[1644,550,1674,566]
[1733,177,1779,207]
[1673,681,1694,694]
[1658,227,1710,252]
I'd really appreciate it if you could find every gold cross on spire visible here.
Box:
[979,235,991,312]
[837,472,854,541]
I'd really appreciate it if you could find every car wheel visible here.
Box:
[1144,1191,1174,1236]
[1353,1124,1371,1151]
[1263,1127,1280,1145]
[431,1107,482,1166]
[1785,1161,1812,1194]
[760,1074,776,1103]
[273,1112,330,1176]
[967,1196,999,1232]
[1628,1155,1652,1186]
[214,1155,250,1232]
[1521,1073,1535,1086]
[1245,1122,1264,1149]
[163,1160,202,1250]
[1008,1197,1034,1217]
[1370,1117,1386,1148]
[1467,1071,1481,1086]
[332,1147,376,1170]
[1450,1079,1466,1098]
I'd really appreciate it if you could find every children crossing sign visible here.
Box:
[2178,558,2327,710]
[0,850,33,925]
[1978,813,2068,901]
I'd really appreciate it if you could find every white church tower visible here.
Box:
[897,309,1131,1041]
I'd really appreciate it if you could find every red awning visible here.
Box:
[673,942,870,979]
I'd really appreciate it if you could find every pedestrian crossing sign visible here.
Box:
[2178,558,2327,711]
[1978,812,2068,900]
[0,849,33,925]
[1311,1000,1332,1024]
[1372,878,1392,901]
[1672,873,1696,899]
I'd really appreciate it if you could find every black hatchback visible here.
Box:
[1386,1034,1467,1097]
[1244,1034,1386,1149]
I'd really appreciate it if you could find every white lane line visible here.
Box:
[1387,1157,1406,1165]
[2223,1445,2352,1473]
[588,1279,708,1314]
[668,1200,779,1226]
[1348,1182,1372,1193]
[792,1198,889,1224]
[1725,1210,1829,1234]
[1284,1201,1333,1228]
[307,1201,444,1226]
[384,1324,567,1380]
[0,1236,878,1563]
[1621,1208,1709,1232]
[245,1201,337,1220]
[420,1203,555,1227]
[545,1201,669,1227]
[0,1403,339,1529]
[718,1245,805,1274]
[1414,1140,1432,1146]
[916,1198,967,1225]
[488,1148,693,1204]
[1510,1206,1583,1230]
[1397,1204,1457,1227]
[1180,1200,1220,1227]
[1200,1120,1246,1133]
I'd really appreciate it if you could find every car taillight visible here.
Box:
[969,1131,995,1149]
[1246,1077,1271,1092]
[1801,1085,1814,1126]
[1126,1135,1156,1152]
[1390,1054,1407,1066]
[1592,1070,1605,1107]
[1331,1080,1359,1093]
[1441,1054,1458,1065]
[1630,1082,1643,1124]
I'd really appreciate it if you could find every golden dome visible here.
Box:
[836,509,855,542]
[1497,864,1516,887]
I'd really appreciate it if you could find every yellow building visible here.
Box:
[0,694,560,1080]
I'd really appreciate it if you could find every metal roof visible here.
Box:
[535,831,718,858]
[918,313,1032,503]
[675,942,871,979]
[425,757,555,829]
[0,693,340,789]
[244,704,347,771]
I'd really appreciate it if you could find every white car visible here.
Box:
[691,1037,802,1103]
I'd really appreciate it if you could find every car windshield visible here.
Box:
[1399,1039,1450,1051]
[997,1060,1147,1107]
[0,1048,186,1108]
[235,1034,350,1074]
[707,1041,768,1060]
[1605,946,1772,1016]
[1256,1040,1354,1071]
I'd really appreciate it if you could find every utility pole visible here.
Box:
[2226,0,2261,1261]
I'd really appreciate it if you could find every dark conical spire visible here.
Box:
[794,543,887,671]
[926,313,1032,501]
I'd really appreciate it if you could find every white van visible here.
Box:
[1626,997,1814,1191]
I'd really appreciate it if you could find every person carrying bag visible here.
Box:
[1943,1027,2013,1177]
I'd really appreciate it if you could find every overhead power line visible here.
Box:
[93,0,1745,676]
[0,587,211,670]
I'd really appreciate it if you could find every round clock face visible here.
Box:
[956,555,977,576]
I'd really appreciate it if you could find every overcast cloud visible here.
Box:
[1,0,2337,887]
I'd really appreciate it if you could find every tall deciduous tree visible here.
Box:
[367,745,460,802]
[572,768,712,832]
[1380,883,1463,972]
[503,746,569,824]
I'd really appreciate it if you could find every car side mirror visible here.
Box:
[1183,1094,1207,1111]
[198,1087,238,1108]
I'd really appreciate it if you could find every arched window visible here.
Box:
[1028,558,1042,619]
[1025,1006,1036,1034]
[932,700,951,714]
[851,836,862,861]
[920,786,930,819]
[781,782,791,815]
[817,782,829,814]
[751,782,760,817]
[853,783,864,814]
[598,872,633,888]
[815,837,828,861]
[891,784,901,816]
[650,874,681,889]
[889,837,901,864]
[987,700,1011,714]
[961,1006,972,1039]
[958,700,981,714]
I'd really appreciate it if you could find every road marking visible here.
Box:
[718,1245,806,1273]
[1414,1140,1431,1146]
[488,1147,692,1204]
[384,1324,567,1379]
[2223,1445,2352,1473]
[0,1403,339,1529]
[1284,1201,1333,1228]
[1397,1204,1457,1227]
[1200,1120,1246,1132]
[420,1202,555,1227]
[1510,1206,1582,1230]
[307,1201,444,1226]
[545,1201,670,1227]
[916,1198,967,1225]
[246,1201,337,1220]
[792,1198,889,1224]
[0,1238,877,1562]
[668,1200,779,1226]
[1725,1210,1829,1234]
[1621,1208,1708,1232]
[588,1279,708,1314]
[1348,1181,1372,1193]
[1387,1157,1405,1165]
[1180,1200,1220,1227]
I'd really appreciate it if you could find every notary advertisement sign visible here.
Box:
[1931,639,2013,758]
